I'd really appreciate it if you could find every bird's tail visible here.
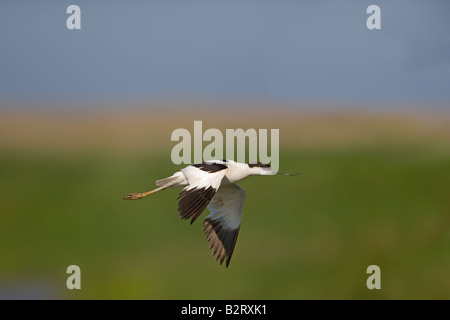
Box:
[155,171,185,187]
[155,171,187,187]
[123,171,186,200]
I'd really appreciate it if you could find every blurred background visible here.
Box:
[0,0,449,299]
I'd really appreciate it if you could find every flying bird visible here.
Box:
[123,159,298,267]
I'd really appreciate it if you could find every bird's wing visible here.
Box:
[203,183,246,267]
[178,162,228,224]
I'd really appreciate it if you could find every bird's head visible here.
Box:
[247,162,299,176]
[248,162,274,175]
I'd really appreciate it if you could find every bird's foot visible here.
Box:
[123,193,146,200]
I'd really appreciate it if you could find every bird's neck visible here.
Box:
[224,164,251,184]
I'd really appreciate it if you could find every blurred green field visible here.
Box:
[1,109,450,299]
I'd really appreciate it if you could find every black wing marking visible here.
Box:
[178,164,229,224]
[203,218,240,267]
[178,186,216,224]
[193,162,228,173]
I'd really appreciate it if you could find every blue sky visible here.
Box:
[0,1,449,107]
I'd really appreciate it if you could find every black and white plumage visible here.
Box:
[124,159,298,267]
